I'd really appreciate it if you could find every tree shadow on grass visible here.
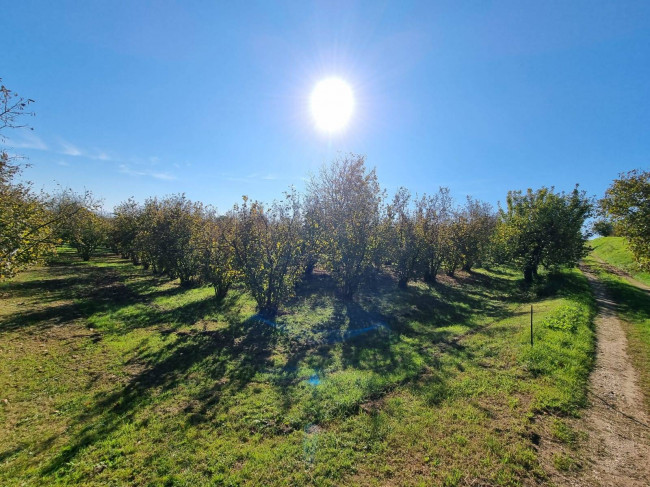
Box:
[16,260,529,477]
[0,259,248,335]
[383,275,515,346]
[0,263,142,333]
[600,274,650,321]
[268,293,472,427]
[95,288,248,333]
[40,316,277,477]
[292,271,338,308]
[271,269,517,393]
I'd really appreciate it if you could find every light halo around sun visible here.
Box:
[310,77,354,133]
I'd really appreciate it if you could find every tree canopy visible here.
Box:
[230,193,304,316]
[306,155,383,298]
[0,81,91,277]
[0,79,610,315]
[601,169,650,270]
[496,186,592,283]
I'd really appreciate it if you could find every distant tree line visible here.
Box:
[77,154,592,316]
[11,79,647,314]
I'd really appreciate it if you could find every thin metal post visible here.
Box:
[530,305,534,346]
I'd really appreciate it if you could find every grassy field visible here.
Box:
[589,236,650,286]
[1,249,596,486]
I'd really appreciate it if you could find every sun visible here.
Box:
[310,78,354,133]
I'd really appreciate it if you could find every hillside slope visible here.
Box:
[589,237,650,287]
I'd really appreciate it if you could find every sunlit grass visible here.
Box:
[590,236,650,286]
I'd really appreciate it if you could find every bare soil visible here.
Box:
[546,265,650,486]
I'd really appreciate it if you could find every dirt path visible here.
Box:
[592,256,650,292]
[561,265,650,486]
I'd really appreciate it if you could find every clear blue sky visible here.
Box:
[3,0,649,211]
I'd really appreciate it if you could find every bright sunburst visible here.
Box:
[310,78,354,133]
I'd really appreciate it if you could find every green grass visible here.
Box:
[584,255,650,415]
[0,250,596,486]
[590,236,650,286]
[551,452,579,472]
[550,418,580,449]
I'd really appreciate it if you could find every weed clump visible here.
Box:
[552,452,580,472]
[542,304,588,333]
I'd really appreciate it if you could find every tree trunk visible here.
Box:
[424,271,437,284]
[259,303,278,319]
[214,283,229,301]
[338,283,356,300]
[523,266,535,284]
